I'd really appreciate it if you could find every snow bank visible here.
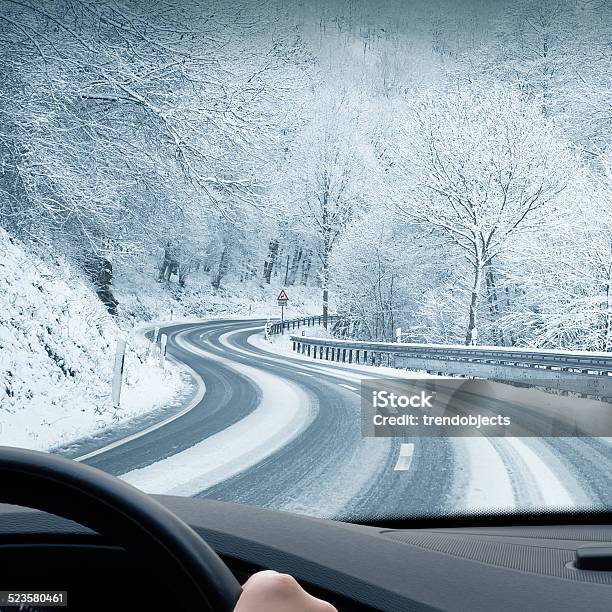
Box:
[0,229,183,451]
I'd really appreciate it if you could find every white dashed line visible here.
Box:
[393,443,415,471]
[340,383,358,391]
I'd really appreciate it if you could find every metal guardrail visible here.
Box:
[290,336,612,398]
[268,314,340,336]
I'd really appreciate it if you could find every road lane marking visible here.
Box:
[340,383,358,391]
[393,443,415,471]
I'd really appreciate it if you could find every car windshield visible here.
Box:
[1,0,612,525]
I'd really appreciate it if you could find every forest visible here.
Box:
[1,0,612,349]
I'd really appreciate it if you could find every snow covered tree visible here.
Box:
[389,87,576,344]
[289,91,373,326]
[497,158,612,351]
[331,202,438,341]
[0,0,307,305]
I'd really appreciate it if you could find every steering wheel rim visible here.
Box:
[0,446,242,611]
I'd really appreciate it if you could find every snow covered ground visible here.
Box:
[0,230,322,452]
[113,260,321,323]
[3,226,604,518]
[0,229,184,451]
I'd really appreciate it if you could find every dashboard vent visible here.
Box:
[383,529,612,585]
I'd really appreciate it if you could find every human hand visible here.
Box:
[233,570,337,612]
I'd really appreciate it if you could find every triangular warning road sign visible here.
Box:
[276,289,289,301]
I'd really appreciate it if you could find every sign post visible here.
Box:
[276,289,289,333]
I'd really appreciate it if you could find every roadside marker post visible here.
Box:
[159,333,168,369]
[112,337,127,409]
[395,327,410,343]
[151,326,160,361]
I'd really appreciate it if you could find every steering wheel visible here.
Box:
[0,446,242,611]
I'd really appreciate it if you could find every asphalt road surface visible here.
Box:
[63,319,612,520]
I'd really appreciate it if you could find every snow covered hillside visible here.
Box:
[113,259,323,323]
[0,229,183,451]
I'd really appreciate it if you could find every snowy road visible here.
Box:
[73,319,612,519]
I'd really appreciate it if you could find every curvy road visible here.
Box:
[62,319,612,521]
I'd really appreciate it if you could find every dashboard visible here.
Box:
[1,497,611,611]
